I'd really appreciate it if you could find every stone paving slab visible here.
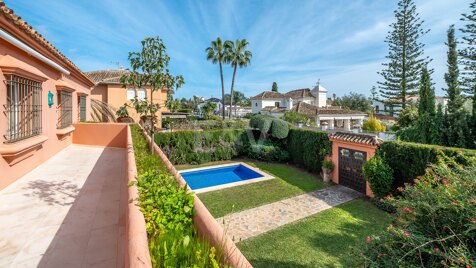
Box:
[217,185,362,242]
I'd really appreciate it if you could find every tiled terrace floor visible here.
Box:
[217,185,362,242]
[0,145,127,268]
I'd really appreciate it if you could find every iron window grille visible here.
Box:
[57,91,73,129]
[4,75,42,143]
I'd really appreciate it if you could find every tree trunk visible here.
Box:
[230,64,237,119]
[219,61,225,119]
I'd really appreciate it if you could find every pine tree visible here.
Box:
[378,0,430,109]
[415,66,435,143]
[272,82,278,92]
[444,25,469,148]
[460,0,476,147]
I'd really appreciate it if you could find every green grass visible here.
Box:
[177,160,329,218]
[238,199,393,268]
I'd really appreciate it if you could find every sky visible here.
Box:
[6,0,472,99]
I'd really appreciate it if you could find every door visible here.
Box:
[338,147,367,193]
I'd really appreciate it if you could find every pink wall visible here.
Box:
[0,39,93,190]
[73,123,128,148]
[329,138,377,197]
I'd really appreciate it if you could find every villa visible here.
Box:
[251,82,367,130]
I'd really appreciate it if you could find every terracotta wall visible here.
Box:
[0,39,92,190]
[72,123,128,148]
[329,139,377,197]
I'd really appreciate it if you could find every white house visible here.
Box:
[372,96,449,116]
[250,82,366,130]
[197,97,223,117]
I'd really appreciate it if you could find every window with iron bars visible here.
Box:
[57,91,73,129]
[4,75,42,143]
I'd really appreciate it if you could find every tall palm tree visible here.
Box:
[225,39,252,118]
[206,38,226,119]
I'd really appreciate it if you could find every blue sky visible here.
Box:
[6,0,471,99]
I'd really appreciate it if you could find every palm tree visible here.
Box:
[225,39,252,118]
[206,38,226,119]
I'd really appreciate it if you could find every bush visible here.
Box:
[172,119,249,130]
[356,156,476,267]
[362,155,393,198]
[322,159,335,170]
[286,128,331,172]
[271,118,289,139]
[281,111,314,125]
[256,115,273,133]
[246,144,289,162]
[378,141,476,189]
[362,114,386,132]
[155,129,249,165]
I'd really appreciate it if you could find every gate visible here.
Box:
[338,147,367,193]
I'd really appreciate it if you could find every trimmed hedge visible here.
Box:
[250,114,289,139]
[155,129,248,165]
[378,140,476,188]
[246,144,289,162]
[286,128,332,172]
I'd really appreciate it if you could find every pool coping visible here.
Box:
[178,162,275,194]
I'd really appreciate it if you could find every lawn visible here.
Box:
[237,199,392,268]
[176,160,328,218]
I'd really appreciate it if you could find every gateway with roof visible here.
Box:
[251,81,367,130]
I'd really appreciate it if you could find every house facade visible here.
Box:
[372,96,449,116]
[251,83,366,130]
[85,69,169,124]
[0,4,95,189]
[197,97,223,117]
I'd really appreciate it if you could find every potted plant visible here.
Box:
[116,104,133,123]
[322,159,335,183]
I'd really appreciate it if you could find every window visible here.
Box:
[127,89,136,100]
[375,105,380,113]
[57,91,73,129]
[138,88,146,100]
[4,75,42,143]
[78,96,86,122]
[275,102,280,107]
[255,102,257,107]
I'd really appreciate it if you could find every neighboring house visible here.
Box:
[224,105,252,118]
[84,69,169,124]
[291,102,366,130]
[197,97,223,117]
[372,96,449,116]
[0,5,95,189]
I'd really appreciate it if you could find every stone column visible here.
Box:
[329,119,335,129]
[344,119,351,130]
[315,116,320,128]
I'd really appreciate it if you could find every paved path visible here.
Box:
[0,145,127,268]
[217,185,362,242]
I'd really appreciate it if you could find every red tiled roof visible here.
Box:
[84,69,132,85]
[250,91,285,100]
[284,88,312,99]
[290,102,367,116]
[330,132,383,146]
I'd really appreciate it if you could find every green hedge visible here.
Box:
[286,128,331,172]
[246,144,289,162]
[378,140,476,188]
[155,129,249,165]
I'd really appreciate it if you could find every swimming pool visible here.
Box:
[179,163,273,193]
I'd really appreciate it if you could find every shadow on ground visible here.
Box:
[23,179,80,206]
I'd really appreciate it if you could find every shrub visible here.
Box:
[271,118,289,139]
[362,114,386,132]
[362,155,393,198]
[286,128,331,172]
[356,156,476,267]
[282,111,314,125]
[246,144,289,162]
[322,159,335,170]
[256,115,273,133]
[172,119,249,130]
[378,140,476,189]
[155,129,249,165]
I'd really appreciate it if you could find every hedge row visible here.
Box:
[155,129,249,165]
[378,140,476,188]
[172,119,249,130]
[286,128,332,173]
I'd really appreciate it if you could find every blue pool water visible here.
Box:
[180,164,264,190]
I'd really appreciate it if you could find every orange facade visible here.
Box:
[0,13,94,189]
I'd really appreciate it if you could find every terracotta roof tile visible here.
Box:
[330,132,383,146]
[284,88,312,99]
[261,106,287,113]
[0,1,86,77]
[250,91,285,100]
[290,102,367,116]
[83,69,132,85]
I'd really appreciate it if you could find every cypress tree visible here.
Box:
[432,104,445,145]
[460,0,476,147]
[445,25,469,148]
[378,0,430,109]
[272,82,278,92]
[415,66,435,144]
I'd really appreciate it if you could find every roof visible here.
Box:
[330,132,383,146]
[261,106,287,113]
[250,91,284,100]
[284,88,313,99]
[375,114,397,121]
[290,102,367,116]
[0,1,90,82]
[207,97,222,103]
[83,69,132,85]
